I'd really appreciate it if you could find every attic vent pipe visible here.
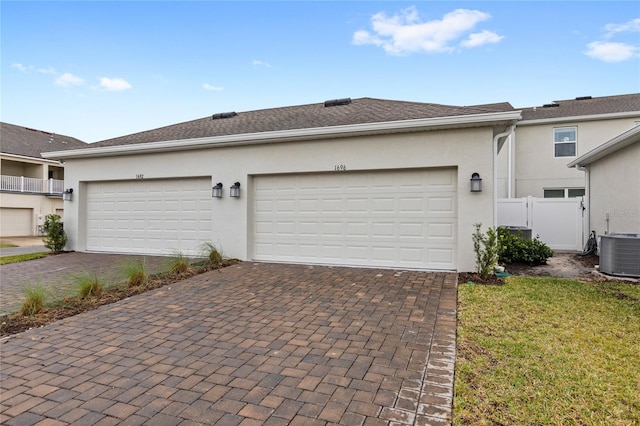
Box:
[575,96,592,100]
[324,98,352,107]
[543,103,559,108]
[211,112,237,120]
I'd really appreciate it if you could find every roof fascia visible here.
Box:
[43,110,522,160]
[519,111,640,126]
[1,152,62,165]
[567,125,640,168]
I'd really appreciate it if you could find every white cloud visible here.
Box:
[11,63,34,72]
[55,72,85,87]
[202,83,224,91]
[461,30,504,48]
[99,77,132,91]
[603,18,640,38]
[352,7,502,55]
[252,60,271,68]
[585,41,638,62]
[585,18,640,62]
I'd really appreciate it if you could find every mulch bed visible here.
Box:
[0,259,239,338]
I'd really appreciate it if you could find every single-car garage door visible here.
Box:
[1,208,33,237]
[253,168,457,270]
[86,178,212,255]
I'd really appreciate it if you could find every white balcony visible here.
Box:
[1,175,64,195]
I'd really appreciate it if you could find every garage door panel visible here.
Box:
[86,178,211,255]
[253,169,457,270]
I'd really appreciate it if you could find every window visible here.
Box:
[554,127,577,157]
[544,188,585,198]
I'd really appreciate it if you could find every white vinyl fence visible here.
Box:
[497,196,585,251]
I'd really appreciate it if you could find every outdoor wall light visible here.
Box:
[62,188,73,201]
[230,182,241,198]
[470,173,482,193]
[212,182,223,198]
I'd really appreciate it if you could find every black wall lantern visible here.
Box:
[230,182,241,198]
[62,188,73,201]
[470,173,482,192]
[212,182,223,198]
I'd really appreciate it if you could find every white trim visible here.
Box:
[42,111,522,160]
[519,111,640,126]
[0,152,63,165]
[568,125,640,168]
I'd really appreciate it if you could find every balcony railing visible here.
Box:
[1,175,64,195]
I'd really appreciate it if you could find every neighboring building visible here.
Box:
[498,93,640,199]
[568,125,640,236]
[1,122,86,237]
[43,98,521,272]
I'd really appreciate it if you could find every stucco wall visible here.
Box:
[497,117,639,198]
[61,127,496,272]
[0,193,64,235]
[588,141,640,235]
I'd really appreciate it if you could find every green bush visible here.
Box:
[472,224,499,279]
[43,214,67,254]
[498,227,553,265]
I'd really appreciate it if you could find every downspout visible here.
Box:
[575,165,590,240]
[494,125,517,228]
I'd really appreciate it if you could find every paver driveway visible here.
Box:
[0,262,457,425]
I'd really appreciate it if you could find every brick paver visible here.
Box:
[0,262,457,425]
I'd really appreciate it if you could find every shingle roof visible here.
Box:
[519,93,640,121]
[1,122,87,159]
[88,97,515,148]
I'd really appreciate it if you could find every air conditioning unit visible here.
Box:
[599,233,640,278]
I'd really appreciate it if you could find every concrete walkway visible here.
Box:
[0,262,457,425]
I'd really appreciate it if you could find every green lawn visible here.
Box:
[455,276,640,425]
[0,252,49,265]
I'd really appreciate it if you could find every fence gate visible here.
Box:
[497,196,585,251]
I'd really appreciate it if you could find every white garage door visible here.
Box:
[253,169,457,270]
[86,178,212,255]
[1,208,33,237]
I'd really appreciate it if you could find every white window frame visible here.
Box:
[553,126,577,158]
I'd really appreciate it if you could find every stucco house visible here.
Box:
[498,93,640,199]
[43,98,521,272]
[0,122,86,237]
[568,125,640,236]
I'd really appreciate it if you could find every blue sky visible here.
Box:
[2,1,639,143]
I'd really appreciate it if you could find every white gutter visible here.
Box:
[494,124,517,227]
[518,111,640,126]
[42,110,522,160]
[1,152,63,165]
[567,125,640,168]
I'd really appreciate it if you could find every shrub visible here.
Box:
[200,242,224,266]
[74,272,103,299]
[498,227,553,265]
[20,284,46,316]
[169,251,193,275]
[123,259,148,287]
[472,223,499,280]
[42,214,67,254]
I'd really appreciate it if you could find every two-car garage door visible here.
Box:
[253,168,457,270]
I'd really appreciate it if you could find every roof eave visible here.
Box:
[519,110,640,126]
[42,111,522,160]
[568,125,640,168]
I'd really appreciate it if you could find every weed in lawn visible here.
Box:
[455,276,640,425]
[122,259,148,287]
[74,272,104,299]
[20,284,46,316]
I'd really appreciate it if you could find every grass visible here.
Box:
[168,251,193,275]
[200,242,224,266]
[122,259,148,287]
[73,272,104,299]
[0,243,18,248]
[20,284,47,316]
[0,252,49,265]
[455,276,640,425]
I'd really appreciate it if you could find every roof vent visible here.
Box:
[324,98,352,107]
[211,111,237,120]
[543,103,559,108]
[575,96,592,101]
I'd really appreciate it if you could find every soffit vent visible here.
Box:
[324,98,352,107]
[575,96,592,101]
[543,103,559,108]
[212,112,237,120]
